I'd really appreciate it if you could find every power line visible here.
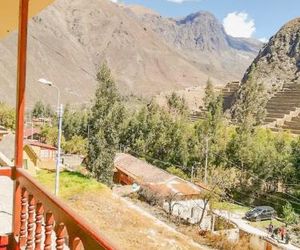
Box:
[123,141,300,210]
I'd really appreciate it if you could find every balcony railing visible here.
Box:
[0,167,117,250]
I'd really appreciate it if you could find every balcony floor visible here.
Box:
[0,176,13,235]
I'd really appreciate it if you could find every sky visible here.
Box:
[113,0,300,42]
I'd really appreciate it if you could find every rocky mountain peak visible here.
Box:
[242,17,300,89]
[173,11,228,52]
[176,11,217,24]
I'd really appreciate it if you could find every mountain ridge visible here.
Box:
[0,0,262,107]
[242,17,300,90]
[125,6,262,83]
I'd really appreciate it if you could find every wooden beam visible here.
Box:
[14,0,29,168]
[13,0,29,241]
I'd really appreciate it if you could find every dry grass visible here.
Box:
[205,233,253,250]
[36,170,207,250]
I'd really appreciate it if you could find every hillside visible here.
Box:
[0,0,261,107]
[231,18,300,134]
[125,8,262,84]
[242,18,300,89]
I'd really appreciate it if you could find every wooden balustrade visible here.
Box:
[0,167,118,250]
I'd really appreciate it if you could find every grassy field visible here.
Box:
[36,169,106,199]
[250,219,284,229]
[213,201,250,214]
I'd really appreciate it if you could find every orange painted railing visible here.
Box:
[0,167,118,250]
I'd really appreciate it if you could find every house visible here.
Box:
[24,127,41,140]
[0,134,37,175]
[114,153,203,200]
[28,141,57,170]
[114,153,209,225]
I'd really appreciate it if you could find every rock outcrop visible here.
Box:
[242,18,300,90]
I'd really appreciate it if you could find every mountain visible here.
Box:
[0,0,262,107]
[242,18,300,89]
[125,8,262,84]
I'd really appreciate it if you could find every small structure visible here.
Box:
[0,134,37,175]
[114,153,202,199]
[114,153,208,224]
[23,127,41,140]
[0,134,57,172]
[28,141,57,170]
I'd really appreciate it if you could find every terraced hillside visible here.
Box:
[264,84,300,134]
[189,82,239,122]
[222,82,240,111]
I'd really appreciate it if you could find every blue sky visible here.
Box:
[116,0,300,41]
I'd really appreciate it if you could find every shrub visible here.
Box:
[166,166,188,180]
[283,202,298,225]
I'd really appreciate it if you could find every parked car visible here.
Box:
[245,206,276,221]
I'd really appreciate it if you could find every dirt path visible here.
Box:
[66,190,210,250]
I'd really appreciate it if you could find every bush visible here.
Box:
[283,202,298,225]
[63,135,87,155]
[166,166,188,180]
[0,102,15,129]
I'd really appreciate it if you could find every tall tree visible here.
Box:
[167,92,188,117]
[0,102,15,129]
[232,67,267,133]
[121,102,190,170]
[87,64,125,186]
[32,101,54,119]
[195,80,225,173]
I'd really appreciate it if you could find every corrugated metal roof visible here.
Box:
[114,153,202,197]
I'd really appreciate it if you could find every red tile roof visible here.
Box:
[28,141,57,150]
[24,127,41,138]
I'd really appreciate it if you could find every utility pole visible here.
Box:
[204,136,209,185]
[55,104,63,196]
[38,78,62,196]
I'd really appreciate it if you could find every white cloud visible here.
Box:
[223,12,255,38]
[259,37,268,43]
[110,0,118,3]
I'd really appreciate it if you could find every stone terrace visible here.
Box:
[264,83,300,134]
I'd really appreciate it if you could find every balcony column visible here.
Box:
[13,0,30,245]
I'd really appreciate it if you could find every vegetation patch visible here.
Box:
[36,169,106,199]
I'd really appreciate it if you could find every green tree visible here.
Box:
[63,104,89,141]
[63,135,87,155]
[282,202,298,225]
[291,137,300,182]
[195,80,226,176]
[0,102,15,129]
[32,100,45,118]
[121,102,190,171]
[203,78,215,110]
[166,166,188,180]
[87,64,125,186]
[167,92,188,117]
[32,101,55,119]
[232,67,267,133]
[41,125,65,147]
